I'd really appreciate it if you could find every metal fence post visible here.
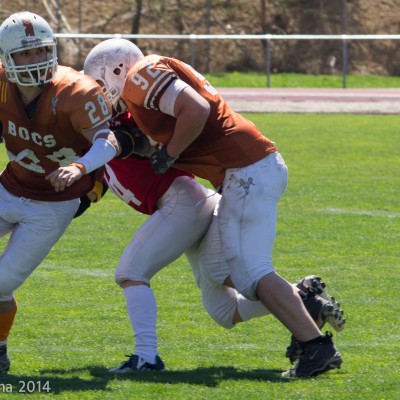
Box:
[190,34,196,68]
[342,35,348,89]
[342,0,349,88]
[266,35,271,88]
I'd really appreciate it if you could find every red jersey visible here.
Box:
[122,55,276,188]
[0,65,113,201]
[105,111,193,215]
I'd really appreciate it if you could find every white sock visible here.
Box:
[0,339,7,347]
[237,294,270,321]
[124,285,158,364]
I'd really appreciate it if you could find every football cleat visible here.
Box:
[301,292,336,331]
[286,292,337,364]
[297,275,346,332]
[0,345,10,373]
[297,275,327,297]
[109,354,165,373]
[285,336,302,364]
[286,282,345,364]
[282,332,343,378]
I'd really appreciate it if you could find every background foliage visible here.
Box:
[2,0,400,75]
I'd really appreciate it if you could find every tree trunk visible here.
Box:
[131,0,143,44]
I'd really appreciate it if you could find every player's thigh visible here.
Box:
[0,196,79,296]
[0,185,15,237]
[197,206,231,286]
[116,178,218,283]
[218,153,288,298]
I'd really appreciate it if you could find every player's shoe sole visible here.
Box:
[297,275,345,331]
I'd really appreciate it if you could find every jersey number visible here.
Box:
[105,165,142,207]
[7,147,80,173]
[85,94,110,124]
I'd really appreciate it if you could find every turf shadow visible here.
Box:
[0,365,290,394]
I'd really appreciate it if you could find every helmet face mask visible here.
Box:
[84,39,144,113]
[96,76,127,116]
[0,12,58,87]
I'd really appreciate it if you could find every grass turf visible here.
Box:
[205,71,400,88]
[0,113,399,399]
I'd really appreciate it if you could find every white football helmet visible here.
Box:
[0,11,57,86]
[83,38,144,112]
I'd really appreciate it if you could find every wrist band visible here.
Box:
[68,162,87,175]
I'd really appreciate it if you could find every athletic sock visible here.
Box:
[123,285,158,364]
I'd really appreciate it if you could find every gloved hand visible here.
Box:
[74,194,91,218]
[150,147,178,175]
[131,127,153,157]
[112,126,153,158]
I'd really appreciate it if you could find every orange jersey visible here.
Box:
[122,55,276,188]
[0,65,113,201]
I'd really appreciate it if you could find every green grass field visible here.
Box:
[204,72,400,88]
[0,113,399,399]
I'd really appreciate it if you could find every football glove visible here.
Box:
[73,182,108,218]
[150,147,178,175]
[112,126,152,158]
[131,127,153,157]
[112,129,135,159]
[73,194,91,218]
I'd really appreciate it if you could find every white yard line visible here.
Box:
[322,207,400,218]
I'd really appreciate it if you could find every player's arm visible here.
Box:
[151,82,210,174]
[167,86,210,157]
[46,122,121,192]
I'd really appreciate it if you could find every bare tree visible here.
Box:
[130,0,142,44]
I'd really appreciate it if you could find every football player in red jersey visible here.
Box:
[0,12,122,373]
[81,110,345,374]
[83,110,272,372]
[84,39,343,378]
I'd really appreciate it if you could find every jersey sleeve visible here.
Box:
[124,57,177,111]
[64,74,113,133]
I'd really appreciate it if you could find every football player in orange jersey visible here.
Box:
[81,110,272,372]
[84,39,343,378]
[78,111,344,374]
[0,12,122,372]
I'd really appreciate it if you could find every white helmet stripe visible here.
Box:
[144,71,176,110]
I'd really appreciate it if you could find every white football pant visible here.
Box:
[199,152,289,301]
[0,184,79,301]
[115,176,269,328]
[115,176,219,284]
